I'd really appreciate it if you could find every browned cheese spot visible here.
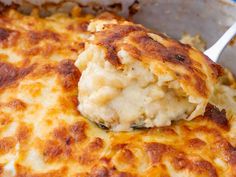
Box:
[0,28,10,41]
[229,145,236,165]
[54,127,71,144]
[57,59,81,90]
[88,137,104,151]
[71,95,80,110]
[7,99,26,111]
[193,160,218,177]
[0,62,36,89]
[43,140,63,162]
[171,153,218,177]
[96,24,145,66]
[172,155,218,177]
[90,166,109,177]
[113,143,128,151]
[0,164,3,175]
[100,157,111,165]
[171,153,191,170]
[204,104,229,130]
[0,137,16,154]
[70,121,87,142]
[0,27,19,47]
[214,139,236,165]
[145,142,173,164]
[53,126,75,146]
[187,138,206,148]
[0,112,11,126]
[28,30,60,45]
[118,148,135,165]
[16,123,31,143]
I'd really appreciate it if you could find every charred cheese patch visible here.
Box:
[75,14,223,131]
[0,8,235,177]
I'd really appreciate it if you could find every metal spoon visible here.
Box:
[204,22,236,62]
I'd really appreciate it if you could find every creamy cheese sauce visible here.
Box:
[76,45,199,131]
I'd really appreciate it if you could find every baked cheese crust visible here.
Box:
[0,7,235,177]
[75,14,223,131]
[92,14,222,99]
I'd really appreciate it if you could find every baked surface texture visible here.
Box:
[0,8,236,177]
[75,15,223,131]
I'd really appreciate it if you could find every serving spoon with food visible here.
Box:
[75,16,226,131]
[204,22,236,62]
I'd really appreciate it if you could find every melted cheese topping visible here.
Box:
[0,8,235,177]
[75,17,222,131]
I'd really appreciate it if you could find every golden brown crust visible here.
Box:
[0,28,11,41]
[0,137,16,154]
[16,123,31,143]
[0,164,3,175]
[0,8,235,177]
[57,59,81,91]
[204,104,229,130]
[0,62,36,89]
[187,138,206,148]
[28,30,61,45]
[6,99,27,111]
[96,24,145,67]
[92,19,223,98]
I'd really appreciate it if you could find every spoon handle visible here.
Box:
[204,22,236,62]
